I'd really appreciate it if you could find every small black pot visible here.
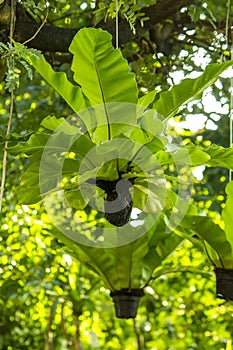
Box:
[215,268,233,301]
[110,289,144,319]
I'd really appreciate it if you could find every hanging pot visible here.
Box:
[215,268,233,301]
[97,178,134,227]
[110,289,144,318]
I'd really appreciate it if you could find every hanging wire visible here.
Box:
[115,0,119,48]
[225,0,233,181]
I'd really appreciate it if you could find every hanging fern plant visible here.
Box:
[180,181,233,301]
[8,28,233,318]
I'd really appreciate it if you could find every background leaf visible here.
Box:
[180,215,233,269]
[205,144,233,169]
[222,181,233,248]
[154,61,233,119]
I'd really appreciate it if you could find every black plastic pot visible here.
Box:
[110,289,144,319]
[96,179,133,227]
[215,268,233,301]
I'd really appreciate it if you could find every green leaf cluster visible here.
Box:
[0,38,40,91]
[93,0,149,33]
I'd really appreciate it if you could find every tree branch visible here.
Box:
[143,0,193,27]
[0,0,195,53]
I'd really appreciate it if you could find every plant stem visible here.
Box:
[44,302,55,350]
[133,319,144,350]
[0,90,14,214]
[0,0,16,214]
[61,302,73,347]
[10,0,16,37]
[22,1,48,46]
[229,25,233,182]
[73,315,84,350]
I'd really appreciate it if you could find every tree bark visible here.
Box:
[0,0,194,53]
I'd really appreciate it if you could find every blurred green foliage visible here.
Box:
[1,205,233,349]
[1,0,233,349]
